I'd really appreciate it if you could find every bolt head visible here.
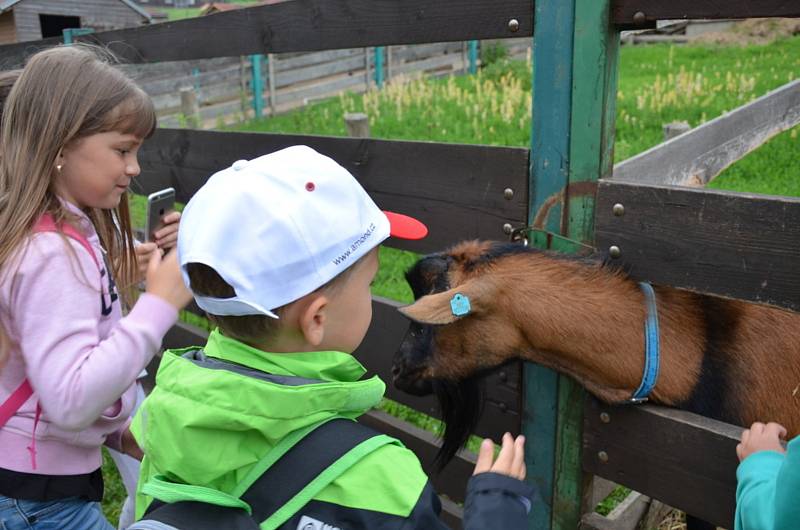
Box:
[504,188,514,200]
[598,451,609,463]
[503,223,513,235]
[508,18,520,32]
[609,245,621,259]
[612,203,625,217]
[600,412,611,424]
[633,11,646,25]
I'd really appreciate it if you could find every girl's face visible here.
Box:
[55,130,143,210]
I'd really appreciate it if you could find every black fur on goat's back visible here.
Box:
[676,294,743,426]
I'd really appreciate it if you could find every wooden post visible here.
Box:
[179,86,200,129]
[344,112,370,138]
[468,40,479,74]
[267,54,277,115]
[663,121,691,141]
[526,0,620,528]
[365,47,372,91]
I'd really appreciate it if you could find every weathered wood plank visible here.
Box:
[135,128,530,255]
[583,398,741,529]
[595,180,800,312]
[162,297,522,442]
[0,0,533,67]
[612,0,800,26]
[613,79,800,186]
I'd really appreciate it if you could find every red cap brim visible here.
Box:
[384,211,428,240]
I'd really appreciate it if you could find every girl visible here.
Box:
[0,45,192,529]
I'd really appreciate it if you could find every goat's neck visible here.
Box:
[498,254,705,404]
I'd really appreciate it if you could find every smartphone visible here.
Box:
[145,187,176,243]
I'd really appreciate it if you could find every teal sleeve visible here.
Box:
[773,437,800,530]
[735,436,800,530]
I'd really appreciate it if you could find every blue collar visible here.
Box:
[630,282,660,403]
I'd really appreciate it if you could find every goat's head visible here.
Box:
[392,240,531,465]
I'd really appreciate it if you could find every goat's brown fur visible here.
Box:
[396,240,800,437]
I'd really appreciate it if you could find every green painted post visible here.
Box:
[62,27,94,45]
[250,54,264,119]
[525,0,620,528]
[374,46,385,88]
[467,40,479,74]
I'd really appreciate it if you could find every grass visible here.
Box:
[161,0,261,21]
[102,37,800,522]
[233,36,800,196]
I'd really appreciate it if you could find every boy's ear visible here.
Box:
[398,278,491,325]
[298,294,328,346]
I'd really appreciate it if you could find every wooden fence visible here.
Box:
[2,1,799,529]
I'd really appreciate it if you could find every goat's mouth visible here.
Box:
[391,363,434,396]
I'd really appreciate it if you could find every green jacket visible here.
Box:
[132,329,428,525]
[735,436,800,530]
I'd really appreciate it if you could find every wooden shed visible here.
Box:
[0,0,150,44]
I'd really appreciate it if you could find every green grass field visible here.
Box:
[102,37,800,522]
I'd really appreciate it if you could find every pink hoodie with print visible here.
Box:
[0,203,177,475]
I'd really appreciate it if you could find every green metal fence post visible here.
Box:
[62,27,94,45]
[525,0,620,528]
[250,54,264,119]
[467,40,479,74]
[374,46,385,88]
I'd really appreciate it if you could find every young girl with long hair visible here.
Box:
[0,45,192,529]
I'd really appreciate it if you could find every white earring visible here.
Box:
[56,164,63,172]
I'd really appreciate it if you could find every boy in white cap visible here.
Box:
[128,146,534,530]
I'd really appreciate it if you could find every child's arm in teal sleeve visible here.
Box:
[735,449,784,530]
[773,437,800,530]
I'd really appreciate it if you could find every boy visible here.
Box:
[128,146,534,529]
[735,421,799,530]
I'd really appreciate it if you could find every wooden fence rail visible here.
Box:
[0,0,534,67]
[595,179,800,312]
[613,79,800,187]
[583,399,742,529]
[136,128,530,255]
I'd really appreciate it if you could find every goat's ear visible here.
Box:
[399,279,490,325]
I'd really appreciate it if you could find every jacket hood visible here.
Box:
[132,329,385,491]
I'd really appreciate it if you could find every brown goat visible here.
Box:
[392,240,800,468]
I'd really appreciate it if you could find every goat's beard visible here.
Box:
[433,376,484,469]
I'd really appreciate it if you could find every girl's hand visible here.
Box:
[153,211,181,250]
[121,427,143,461]
[145,248,193,310]
[134,242,159,283]
[473,432,526,481]
[737,422,787,462]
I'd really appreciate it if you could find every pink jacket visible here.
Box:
[0,204,177,475]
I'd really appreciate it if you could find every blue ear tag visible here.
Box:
[450,293,471,317]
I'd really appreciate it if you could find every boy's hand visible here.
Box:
[737,422,787,462]
[152,211,181,250]
[473,432,526,481]
[121,427,144,461]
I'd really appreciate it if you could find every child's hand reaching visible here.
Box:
[152,211,181,250]
[737,422,787,462]
[473,432,526,480]
[135,212,181,283]
[145,248,193,311]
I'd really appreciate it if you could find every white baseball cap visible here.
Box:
[177,145,427,317]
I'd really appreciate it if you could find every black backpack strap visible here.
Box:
[243,418,380,524]
[140,418,384,530]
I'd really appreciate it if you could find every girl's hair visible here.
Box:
[0,45,156,360]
